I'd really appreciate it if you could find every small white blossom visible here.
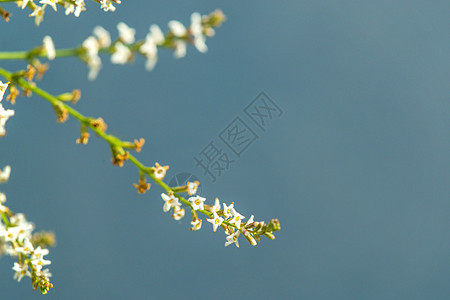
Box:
[161,193,181,213]
[171,206,185,221]
[225,230,240,248]
[111,42,132,65]
[140,35,158,71]
[190,219,202,231]
[188,196,206,211]
[0,165,11,183]
[12,262,31,282]
[93,26,111,48]
[99,0,120,12]
[190,12,208,53]
[82,36,101,80]
[29,5,45,26]
[0,82,14,137]
[42,35,55,60]
[173,40,186,59]
[149,25,165,45]
[212,198,221,212]
[206,211,224,232]
[117,22,136,44]
[186,181,199,196]
[229,208,245,229]
[31,246,49,261]
[15,238,34,255]
[0,226,20,242]
[82,36,99,58]
[31,255,51,272]
[223,202,234,219]
[40,0,57,11]
[168,20,187,37]
[64,0,85,17]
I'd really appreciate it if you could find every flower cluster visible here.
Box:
[6,0,121,25]
[160,178,281,248]
[0,81,14,137]
[79,9,226,80]
[0,165,55,294]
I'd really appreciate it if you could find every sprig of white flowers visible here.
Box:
[161,180,281,248]
[0,165,55,294]
[0,0,121,25]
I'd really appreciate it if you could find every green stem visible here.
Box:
[0,66,232,225]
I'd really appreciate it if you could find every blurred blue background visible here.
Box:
[1,0,450,299]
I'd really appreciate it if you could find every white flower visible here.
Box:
[168,20,187,37]
[42,35,55,60]
[212,198,221,212]
[82,36,101,80]
[117,22,135,44]
[140,34,158,71]
[40,0,57,11]
[229,208,245,229]
[149,24,165,45]
[0,226,20,242]
[87,55,102,81]
[161,193,181,213]
[21,0,33,9]
[173,41,186,59]
[190,12,208,53]
[206,211,224,232]
[171,206,185,220]
[82,36,99,58]
[15,238,34,255]
[151,163,169,180]
[99,0,120,12]
[186,181,199,196]
[188,196,205,211]
[31,246,49,261]
[29,5,45,26]
[64,0,85,17]
[0,165,11,183]
[222,202,234,219]
[190,219,202,231]
[93,26,111,48]
[111,42,132,65]
[225,230,240,248]
[12,262,31,282]
[31,255,51,272]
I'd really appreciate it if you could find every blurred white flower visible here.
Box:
[149,25,165,45]
[173,40,186,59]
[111,42,132,65]
[93,26,111,48]
[190,12,208,53]
[29,5,45,26]
[0,165,11,183]
[223,202,234,219]
[43,36,55,60]
[168,20,187,37]
[12,262,31,282]
[117,22,136,44]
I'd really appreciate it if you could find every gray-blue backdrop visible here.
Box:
[1,0,450,299]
